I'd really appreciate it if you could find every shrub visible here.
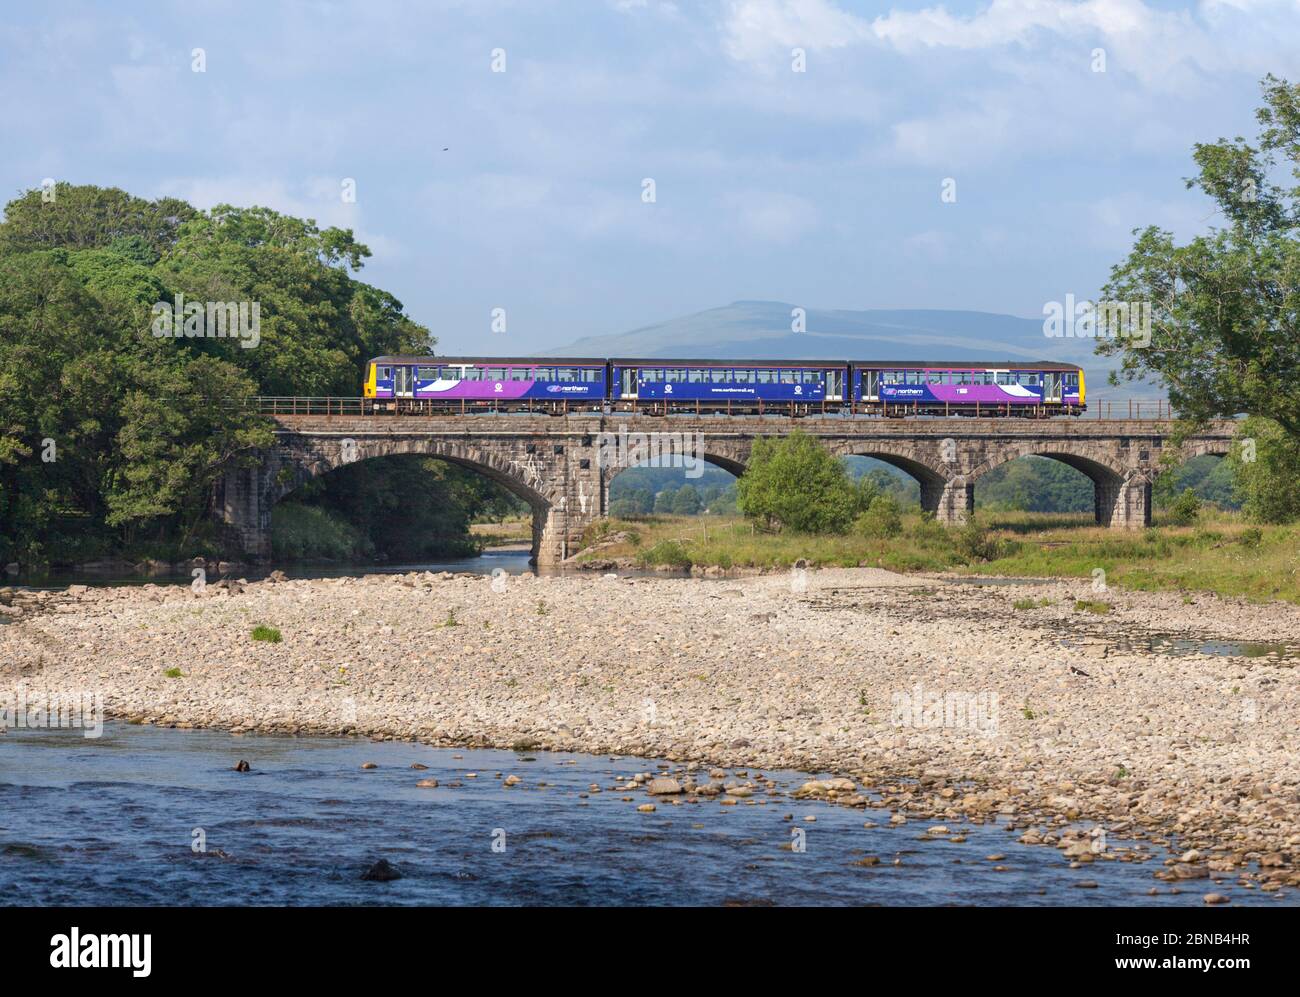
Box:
[1167,488,1201,526]
[952,516,1004,563]
[1239,526,1264,549]
[637,539,693,568]
[251,625,282,643]
[853,495,903,539]
[735,432,859,533]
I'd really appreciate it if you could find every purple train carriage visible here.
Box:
[363,356,1086,417]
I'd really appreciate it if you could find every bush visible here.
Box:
[1167,488,1202,526]
[251,625,282,643]
[271,503,367,561]
[1239,526,1263,549]
[1232,417,1300,524]
[910,514,949,546]
[736,432,861,533]
[853,495,903,538]
[952,516,1004,563]
[637,539,692,569]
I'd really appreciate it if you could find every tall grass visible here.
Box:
[578,511,1300,603]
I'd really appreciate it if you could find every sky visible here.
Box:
[2,0,1298,354]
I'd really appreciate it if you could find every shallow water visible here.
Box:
[0,723,1288,907]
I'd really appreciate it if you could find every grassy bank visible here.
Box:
[576,512,1300,604]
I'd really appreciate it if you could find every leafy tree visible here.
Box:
[854,494,903,538]
[736,431,860,533]
[671,483,702,515]
[1097,74,1300,437]
[1231,416,1300,522]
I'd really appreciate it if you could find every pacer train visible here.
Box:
[364,356,1085,417]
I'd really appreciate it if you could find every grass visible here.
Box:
[575,511,1300,604]
[251,624,282,643]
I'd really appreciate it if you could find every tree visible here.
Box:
[1231,416,1300,522]
[1097,75,1300,438]
[736,431,860,533]
[671,483,702,515]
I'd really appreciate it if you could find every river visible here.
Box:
[1,722,1290,906]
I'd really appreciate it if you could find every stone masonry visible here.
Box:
[213,414,1238,566]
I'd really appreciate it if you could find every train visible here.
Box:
[363,356,1085,417]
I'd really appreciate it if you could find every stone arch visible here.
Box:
[599,449,748,517]
[836,443,957,520]
[966,443,1142,527]
[266,434,558,564]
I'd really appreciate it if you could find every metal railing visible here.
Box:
[244,396,1177,421]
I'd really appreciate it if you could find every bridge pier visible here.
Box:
[215,464,272,560]
[923,476,974,526]
[1096,472,1152,529]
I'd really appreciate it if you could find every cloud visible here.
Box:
[720,0,875,63]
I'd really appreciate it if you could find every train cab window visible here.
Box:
[710,369,730,383]
[486,367,507,382]
[733,369,755,384]
[379,366,392,380]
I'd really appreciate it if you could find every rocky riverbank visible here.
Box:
[3,566,1299,892]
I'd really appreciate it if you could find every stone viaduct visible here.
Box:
[214,412,1239,566]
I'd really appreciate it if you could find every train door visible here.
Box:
[619,366,638,399]
[1043,371,1062,403]
[863,369,880,401]
[394,366,414,399]
[825,368,844,402]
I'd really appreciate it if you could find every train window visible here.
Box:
[486,367,507,382]
[801,370,820,384]
[711,369,730,383]
[582,368,602,382]
[533,367,552,380]
[665,368,687,382]
[641,369,660,383]
[955,371,971,385]
[775,370,792,384]
[881,370,899,384]
[1016,372,1040,385]
[995,372,1012,385]
[555,367,577,381]
[925,370,945,384]
[688,369,705,383]
[461,367,483,381]
[734,369,755,384]
[507,367,527,380]
[417,366,438,380]
[755,369,774,384]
